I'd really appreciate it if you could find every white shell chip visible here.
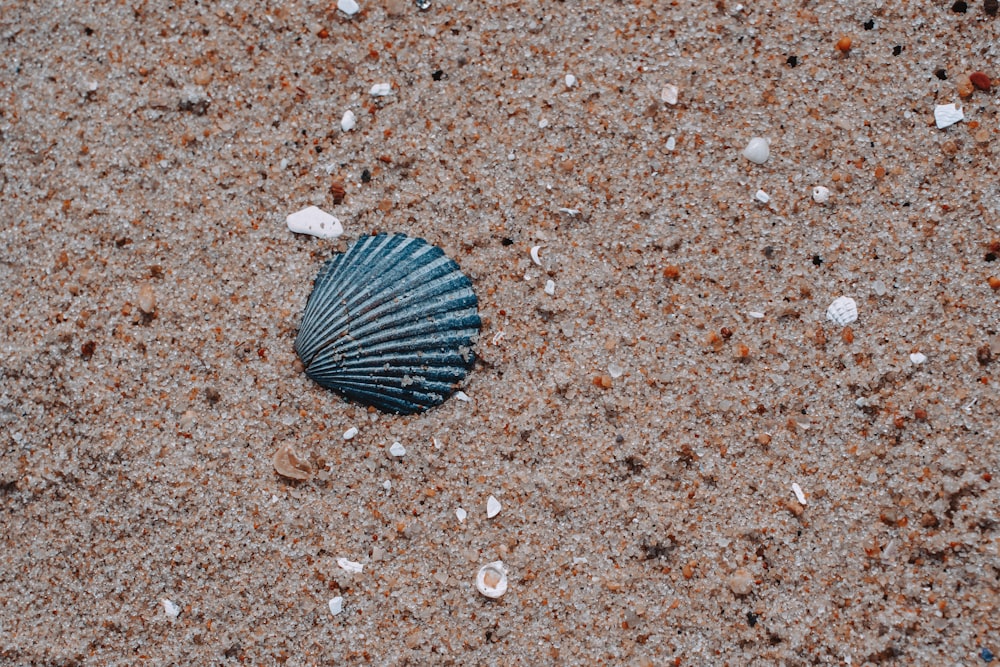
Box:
[337,0,360,15]
[343,426,359,440]
[486,495,501,518]
[370,82,393,96]
[161,598,180,619]
[544,279,555,295]
[909,352,927,365]
[337,558,363,573]
[456,507,468,522]
[329,596,344,616]
[826,296,858,326]
[754,189,770,203]
[812,186,830,204]
[565,74,577,88]
[742,137,770,164]
[476,561,508,598]
[286,206,344,240]
[341,109,356,131]
[934,103,964,129]
[660,84,679,105]
[389,441,406,457]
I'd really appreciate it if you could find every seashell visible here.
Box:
[826,296,858,326]
[476,561,508,599]
[294,233,480,415]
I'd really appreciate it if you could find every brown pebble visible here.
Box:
[988,276,1000,290]
[593,374,613,389]
[663,265,680,279]
[977,344,993,365]
[728,569,753,596]
[81,340,97,359]
[835,36,852,53]
[193,69,213,86]
[957,74,975,98]
[970,71,992,91]
[330,179,346,204]
[841,327,854,344]
[987,0,999,16]
[941,140,959,156]
[756,433,771,446]
[205,387,221,405]
[138,282,157,314]
[785,499,804,516]
[273,442,313,481]
[920,512,939,528]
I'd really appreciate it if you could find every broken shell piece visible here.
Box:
[909,352,927,365]
[337,0,359,15]
[286,206,344,240]
[826,296,858,326]
[161,598,180,619]
[337,558,363,573]
[389,441,406,457]
[660,84,679,105]
[791,482,807,505]
[138,282,156,315]
[272,442,313,480]
[456,507,467,522]
[370,82,393,96]
[934,103,964,129]
[341,109,356,131]
[530,245,543,266]
[329,596,344,616]
[754,189,770,204]
[343,426,359,440]
[812,186,830,204]
[544,279,555,296]
[476,561,508,599]
[486,495,501,518]
[564,74,577,88]
[742,137,770,164]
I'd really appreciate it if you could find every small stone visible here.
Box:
[957,74,976,99]
[161,598,181,619]
[486,495,501,518]
[910,352,927,365]
[454,390,471,402]
[934,103,964,129]
[530,245,543,266]
[476,561,508,598]
[970,71,992,91]
[337,0,360,16]
[987,0,999,16]
[336,558,363,573]
[835,35,852,53]
[872,280,887,296]
[812,186,830,204]
[607,362,624,379]
[791,482,807,505]
[665,136,676,151]
[660,84,679,105]
[329,596,344,616]
[544,279,555,295]
[286,206,344,240]
[343,426,359,440]
[389,441,406,457]
[565,74,577,88]
[272,442,313,480]
[341,109,356,131]
[456,507,467,522]
[989,276,1000,290]
[826,296,858,326]
[728,569,753,596]
[415,0,431,10]
[742,137,770,164]
[754,189,770,204]
[370,82,393,96]
[137,282,156,314]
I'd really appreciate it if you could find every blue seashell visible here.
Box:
[294,233,480,414]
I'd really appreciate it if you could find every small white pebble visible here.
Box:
[909,352,927,365]
[791,482,807,505]
[337,558,363,573]
[934,103,964,129]
[544,279,555,295]
[826,296,858,326]
[382,479,391,491]
[754,189,770,204]
[660,84,679,105]
[557,207,580,216]
[456,507,467,522]
[564,74,577,88]
[608,362,624,379]
[742,137,770,164]
[340,109,356,131]
[337,0,360,15]
[476,561,508,598]
[728,569,753,596]
[329,596,344,616]
[530,245,543,266]
[286,206,344,240]
[872,280,887,296]
[538,118,549,129]
[486,495,501,518]
[389,441,406,457]
[665,136,676,151]
[812,186,830,204]
[343,426,359,440]
[161,598,180,619]
[454,390,470,402]
[369,82,393,96]
[748,311,765,319]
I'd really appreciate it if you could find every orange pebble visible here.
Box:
[836,36,852,53]
[988,276,1000,290]
[970,71,992,91]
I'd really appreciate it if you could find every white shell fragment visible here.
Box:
[454,391,471,402]
[476,561,508,599]
[791,482,807,505]
[909,352,927,365]
[272,442,313,480]
[329,596,344,616]
[337,558,363,574]
[565,74,577,88]
[286,206,344,240]
[544,279,555,296]
[341,109,356,131]
[456,507,467,522]
[486,495,501,518]
[161,598,180,619]
[343,426,359,440]
[337,0,360,15]
[665,136,676,151]
[660,84,679,105]
[934,103,964,129]
[754,189,770,203]
[812,186,830,204]
[826,296,858,326]
[530,245,543,266]
[748,311,765,319]
[742,137,770,164]
[370,82,393,96]
[389,441,406,457]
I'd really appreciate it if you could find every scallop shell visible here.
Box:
[294,233,480,414]
[826,296,858,326]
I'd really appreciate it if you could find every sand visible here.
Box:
[1,0,998,664]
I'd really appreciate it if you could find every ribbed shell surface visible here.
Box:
[294,234,480,414]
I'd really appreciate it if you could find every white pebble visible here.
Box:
[369,82,393,96]
[872,280,887,296]
[476,561,508,598]
[340,109,356,131]
[934,103,964,129]
[454,390,471,402]
[389,441,406,457]
[728,569,753,596]
[557,207,580,216]
[608,362,624,379]
[161,598,180,619]
[747,311,765,319]
[337,558,363,573]
[754,189,770,204]
[329,596,344,616]
[564,74,577,88]
[909,352,927,365]
[337,0,360,15]
[456,507,467,522]
[812,186,830,204]
[538,118,549,129]
[343,426,359,440]
[660,84,679,105]
[286,206,344,240]
[486,495,501,518]
[791,482,807,505]
[742,137,770,164]
[665,136,676,151]
[826,296,858,326]
[530,245,543,266]
[544,279,555,295]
